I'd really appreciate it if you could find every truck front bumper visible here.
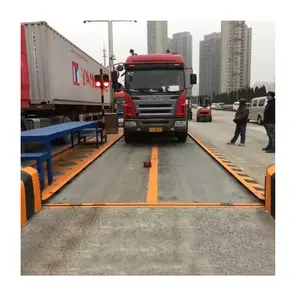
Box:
[124,118,187,133]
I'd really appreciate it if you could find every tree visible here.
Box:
[260,85,267,95]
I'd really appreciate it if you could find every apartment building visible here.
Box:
[199,32,221,96]
[220,21,252,93]
[147,21,168,54]
[171,31,193,97]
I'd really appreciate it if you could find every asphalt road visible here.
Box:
[190,109,275,185]
[21,137,275,275]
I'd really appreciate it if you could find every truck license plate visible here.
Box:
[149,128,163,133]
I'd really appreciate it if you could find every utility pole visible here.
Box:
[102,43,107,67]
[108,21,114,111]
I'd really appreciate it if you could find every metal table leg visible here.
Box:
[45,140,53,185]
[96,126,99,148]
[71,133,74,148]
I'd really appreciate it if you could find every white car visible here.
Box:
[233,102,239,111]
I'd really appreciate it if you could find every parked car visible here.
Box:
[215,103,225,110]
[248,96,267,125]
[233,102,239,111]
[211,103,217,110]
[224,104,233,111]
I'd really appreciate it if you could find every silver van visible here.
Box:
[248,96,267,125]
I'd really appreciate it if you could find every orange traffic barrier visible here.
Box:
[265,164,275,218]
[21,167,42,226]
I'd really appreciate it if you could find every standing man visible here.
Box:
[262,91,275,153]
[226,98,249,146]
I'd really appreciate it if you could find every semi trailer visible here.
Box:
[21,21,111,144]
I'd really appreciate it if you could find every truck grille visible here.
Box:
[140,119,170,126]
[131,95,178,127]
[137,103,173,118]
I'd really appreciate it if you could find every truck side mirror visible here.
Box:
[116,65,124,72]
[190,74,197,85]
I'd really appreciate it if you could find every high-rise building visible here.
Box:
[167,38,173,52]
[147,21,168,54]
[171,31,193,97]
[220,21,252,93]
[199,32,221,97]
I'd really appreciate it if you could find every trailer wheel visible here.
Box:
[61,116,71,144]
[176,132,187,143]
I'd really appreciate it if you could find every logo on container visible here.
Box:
[72,61,80,86]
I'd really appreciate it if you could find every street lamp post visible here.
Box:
[83,20,137,111]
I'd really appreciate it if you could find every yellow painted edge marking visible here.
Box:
[188,132,265,201]
[146,145,158,204]
[21,181,27,226]
[44,202,263,208]
[44,204,264,208]
[42,132,124,201]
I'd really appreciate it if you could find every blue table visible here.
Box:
[21,121,100,185]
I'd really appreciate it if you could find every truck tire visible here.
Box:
[177,132,187,143]
[61,116,71,144]
[124,131,133,144]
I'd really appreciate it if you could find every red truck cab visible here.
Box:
[122,53,196,143]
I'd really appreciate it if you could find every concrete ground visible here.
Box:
[21,137,275,275]
[21,207,274,275]
[189,109,275,185]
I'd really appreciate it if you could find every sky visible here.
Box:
[23,19,275,95]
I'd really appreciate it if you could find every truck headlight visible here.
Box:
[125,121,137,127]
[174,121,186,127]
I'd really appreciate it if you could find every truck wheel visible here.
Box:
[124,131,133,144]
[61,116,71,144]
[177,132,187,143]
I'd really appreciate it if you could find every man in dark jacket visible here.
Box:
[227,98,249,146]
[263,91,275,153]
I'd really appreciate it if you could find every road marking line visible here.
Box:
[146,145,158,204]
[44,205,264,208]
[44,202,263,208]
[188,132,265,201]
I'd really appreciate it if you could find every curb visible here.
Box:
[265,164,275,218]
[21,167,42,226]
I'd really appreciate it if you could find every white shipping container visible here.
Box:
[22,21,111,106]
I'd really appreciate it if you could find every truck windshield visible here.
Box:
[125,69,185,94]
